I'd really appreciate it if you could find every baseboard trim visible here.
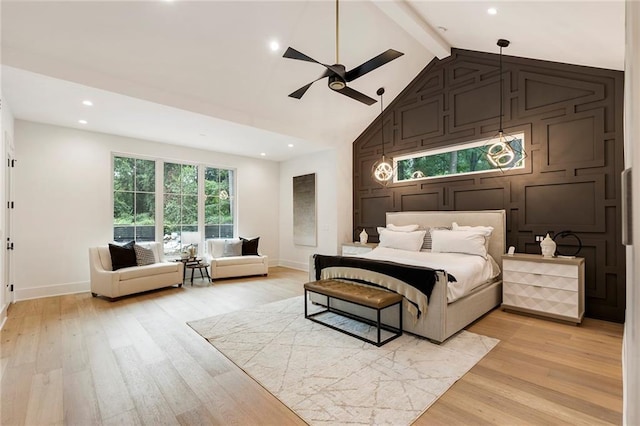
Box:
[14,281,90,301]
[278,259,308,272]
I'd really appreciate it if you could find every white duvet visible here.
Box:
[358,247,501,303]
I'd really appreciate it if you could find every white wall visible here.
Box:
[13,120,280,300]
[336,142,354,248]
[0,91,15,326]
[278,149,337,271]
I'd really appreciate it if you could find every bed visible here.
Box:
[308,210,506,343]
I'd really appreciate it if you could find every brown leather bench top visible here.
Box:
[304,279,403,309]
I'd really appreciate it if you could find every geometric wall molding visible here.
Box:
[352,48,625,322]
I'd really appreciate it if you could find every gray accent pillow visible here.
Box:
[223,240,243,257]
[422,226,451,250]
[134,244,156,266]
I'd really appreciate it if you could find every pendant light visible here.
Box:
[484,39,526,170]
[371,87,395,185]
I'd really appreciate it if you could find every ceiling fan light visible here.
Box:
[328,75,346,91]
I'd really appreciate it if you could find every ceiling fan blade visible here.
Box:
[288,69,332,99]
[283,47,346,78]
[345,49,404,82]
[288,83,314,99]
[336,86,377,106]
[283,47,320,64]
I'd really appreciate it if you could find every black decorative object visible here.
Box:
[553,231,583,257]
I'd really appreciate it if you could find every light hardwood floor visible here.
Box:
[1,267,623,425]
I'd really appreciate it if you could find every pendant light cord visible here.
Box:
[380,92,385,156]
[499,45,503,133]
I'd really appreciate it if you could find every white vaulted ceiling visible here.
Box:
[1,0,625,161]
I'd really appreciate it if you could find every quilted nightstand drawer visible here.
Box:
[503,259,578,279]
[503,282,579,319]
[502,270,579,291]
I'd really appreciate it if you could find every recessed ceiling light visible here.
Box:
[78,119,88,124]
[260,152,266,156]
[269,40,280,52]
[487,7,497,15]
[82,100,93,106]
[288,144,294,148]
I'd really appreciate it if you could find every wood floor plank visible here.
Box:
[63,369,101,426]
[462,371,611,426]
[113,345,180,425]
[24,368,64,425]
[61,317,90,376]
[176,404,220,426]
[0,315,22,362]
[36,298,63,374]
[11,314,41,368]
[84,320,136,420]
[102,409,142,426]
[0,362,35,425]
[145,358,201,416]
[0,268,622,425]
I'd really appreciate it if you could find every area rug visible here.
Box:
[188,296,499,425]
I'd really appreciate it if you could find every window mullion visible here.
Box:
[198,164,205,253]
[156,160,164,243]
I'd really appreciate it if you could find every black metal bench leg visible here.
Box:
[190,267,195,285]
[377,308,382,345]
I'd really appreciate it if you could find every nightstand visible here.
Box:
[341,242,377,256]
[501,253,585,324]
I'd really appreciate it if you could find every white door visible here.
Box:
[623,2,640,424]
[4,143,14,306]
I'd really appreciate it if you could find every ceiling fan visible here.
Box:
[283,0,404,106]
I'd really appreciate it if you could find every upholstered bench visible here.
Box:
[304,279,403,346]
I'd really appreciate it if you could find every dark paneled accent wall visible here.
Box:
[353,49,625,323]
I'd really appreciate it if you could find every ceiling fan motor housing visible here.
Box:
[328,64,347,90]
[328,74,346,90]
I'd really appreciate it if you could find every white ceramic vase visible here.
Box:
[540,233,556,258]
[359,229,368,244]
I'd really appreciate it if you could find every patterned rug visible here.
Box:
[188,296,498,425]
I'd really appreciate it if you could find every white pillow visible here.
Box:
[378,228,427,252]
[431,229,488,258]
[452,222,493,252]
[387,223,420,232]
[451,222,494,236]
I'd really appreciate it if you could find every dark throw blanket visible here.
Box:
[314,254,443,302]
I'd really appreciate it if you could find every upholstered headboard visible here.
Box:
[386,210,506,262]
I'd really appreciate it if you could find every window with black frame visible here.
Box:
[112,155,236,255]
[394,133,525,182]
[113,156,155,242]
